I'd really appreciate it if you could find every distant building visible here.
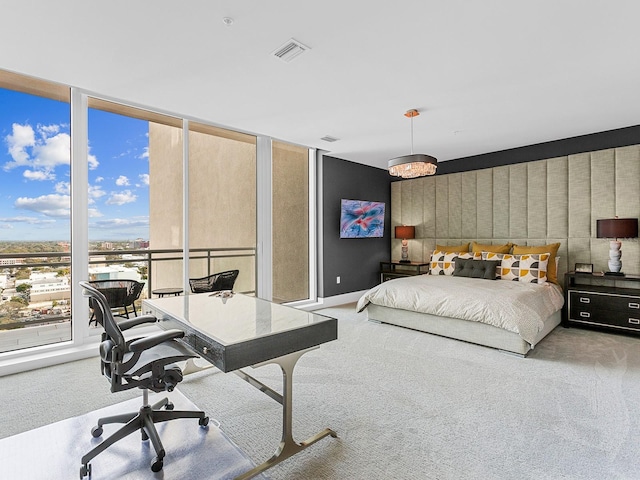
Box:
[0,258,23,266]
[133,238,149,249]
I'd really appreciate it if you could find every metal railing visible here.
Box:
[0,246,256,331]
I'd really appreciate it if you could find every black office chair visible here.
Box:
[78,281,209,478]
[189,269,239,294]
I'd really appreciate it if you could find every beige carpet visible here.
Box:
[2,303,640,479]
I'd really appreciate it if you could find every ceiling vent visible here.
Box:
[272,38,310,63]
[320,135,340,143]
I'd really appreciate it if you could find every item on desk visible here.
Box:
[210,290,234,303]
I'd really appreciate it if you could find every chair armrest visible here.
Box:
[118,315,157,331]
[128,329,185,352]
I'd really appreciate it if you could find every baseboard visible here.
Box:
[315,290,367,309]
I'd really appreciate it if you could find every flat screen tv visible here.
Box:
[339,199,385,238]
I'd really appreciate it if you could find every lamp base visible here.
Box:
[604,271,625,277]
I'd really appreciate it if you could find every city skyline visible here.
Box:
[0,88,150,242]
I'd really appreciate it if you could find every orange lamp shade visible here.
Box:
[395,225,415,240]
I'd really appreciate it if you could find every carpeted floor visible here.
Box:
[2,303,640,479]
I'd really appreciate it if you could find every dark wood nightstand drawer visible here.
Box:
[568,290,640,330]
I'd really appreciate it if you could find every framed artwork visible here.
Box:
[339,199,385,238]
[575,262,593,274]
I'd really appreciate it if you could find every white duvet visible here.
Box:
[356,275,565,345]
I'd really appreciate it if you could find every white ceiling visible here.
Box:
[2,1,640,170]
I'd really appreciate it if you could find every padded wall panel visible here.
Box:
[568,153,591,237]
[527,160,547,238]
[590,149,616,236]
[391,182,402,261]
[448,174,463,239]
[435,176,449,238]
[546,156,569,238]
[408,178,425,236]
[422,177,437,236]
[509,163,528,238]
[567,238,592,269]
[461,171,477,239]
[476,169,493,238]
[615,145,640,218]
[492,166,510,238]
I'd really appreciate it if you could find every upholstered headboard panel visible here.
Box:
[391,145,640,285]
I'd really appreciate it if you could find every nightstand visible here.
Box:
[563,272,640,336]
[380,261,429,283]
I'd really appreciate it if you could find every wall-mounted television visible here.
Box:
[339,199,385,238]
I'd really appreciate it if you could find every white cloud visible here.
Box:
[88,153,99,170]
[14,194,70,217]
[115,175,130,186]
[55,181,70,195]
[88,184,106,200]
[5,123,35,168]
[0,223,13,229]
[106,190,137,205]
[88,208,103,218]
[138,174,149,186]
[24,169,55,181]
[95,176,104,183]
[91,217,149,229]
[0,215,57,225]
[38,124,60,137]
[31,132,70,169]
[139,146,149,159]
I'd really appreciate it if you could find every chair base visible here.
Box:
[80,392,209,478]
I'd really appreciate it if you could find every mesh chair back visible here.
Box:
[189,269,239,293]
[80,281,126,352]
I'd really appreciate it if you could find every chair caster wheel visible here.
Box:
[80,463,91,478]
[165,401,174,410]
[151,457,164,472]
[199,416,209,427]
[91,425,103,437]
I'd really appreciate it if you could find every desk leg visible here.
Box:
[234,349,337,480]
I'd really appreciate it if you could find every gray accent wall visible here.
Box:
[391,145,640,284]
[320,155,391,297]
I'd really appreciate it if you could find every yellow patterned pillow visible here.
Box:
[435,243,469,253]
[472,241,512,254]
[512,243,560,284]
[483,252,550,284]
[430,251,479,275]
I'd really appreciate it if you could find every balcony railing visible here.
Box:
[0,247,256,353]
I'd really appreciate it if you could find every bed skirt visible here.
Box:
[365,304,561,356]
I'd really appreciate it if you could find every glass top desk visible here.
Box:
[142,292,338,479]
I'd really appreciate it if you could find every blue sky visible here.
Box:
[0,88,150,241]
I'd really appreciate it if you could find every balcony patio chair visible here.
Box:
[78,281,209,478]
[188,269,239,294]
[88,279,145,326]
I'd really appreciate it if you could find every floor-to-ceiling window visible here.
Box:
[187,123,257,295]
[272,141,310,303]
[0,68,317,374]
[0,71,71,353]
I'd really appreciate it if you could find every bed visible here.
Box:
[356,274,565,356]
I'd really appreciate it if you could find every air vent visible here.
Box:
[320,135,340,143]
[272,38,310,63]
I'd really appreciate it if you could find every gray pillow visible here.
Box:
[453,258,499,280]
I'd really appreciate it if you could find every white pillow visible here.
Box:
[430,251,479,275]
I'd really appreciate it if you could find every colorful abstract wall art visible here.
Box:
[339,199,385,238]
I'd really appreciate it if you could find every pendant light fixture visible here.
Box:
[388,109,437,179]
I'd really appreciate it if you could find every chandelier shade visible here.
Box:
[388,109,438,179]
[388,154,438,178]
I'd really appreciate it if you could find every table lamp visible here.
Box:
[395,225,415,263]
[596,217,638,276]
